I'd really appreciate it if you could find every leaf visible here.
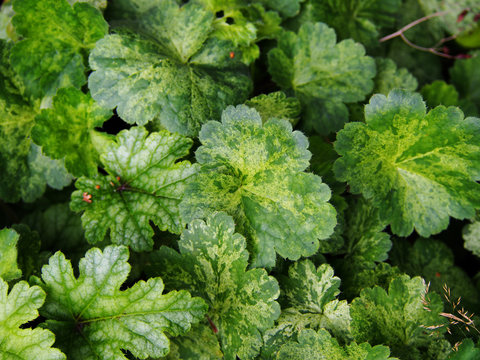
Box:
[180,105,336,267]
[333,89,480,237]
[450,52,480,107]
[259,0,304,18]
[244,91,301,126]
[0,228,22,281]
[32,88,112,177]
[35,245,207,360]
[420,80,460,108]
[291,0,401,48]
[268,22,375,135]
[71,126,198,251]
[261,260,350,359]
[447,339,480,359]
[374,58,418,95]
[0,278,66,359]
[147,212,280,360]
[463,216,480,258]
[351,275,446,360]
[11,0,108,98]
[66,0,107,11]
[390,237,479,309]
[88,0,252,136]
[276,328,396,360]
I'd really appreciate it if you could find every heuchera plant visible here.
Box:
[1,0,480,359]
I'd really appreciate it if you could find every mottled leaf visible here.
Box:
[11,0,108,98]
[71,126,197,251]
[463,216,480,258]
[268,22,375,135]
[351,275,446,360]
[89,0,251,136]
[36,245,207,360]
[262,260,350,358]
[334,89,480,237]
[245,91,301,125]
[0,278,65,359]
[32,88,112,177]
[374,58,418,95]
[276,328,396,360]
[181,105,336,267]
[0,228,21,281]
[148,212,280,360]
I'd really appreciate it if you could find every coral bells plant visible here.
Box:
[1,0,480,359]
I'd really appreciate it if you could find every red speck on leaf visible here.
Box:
[207,315,218,334]
[82,192,92,203]
[229,51,235,59]
[474,13,480,22]
[116,176,121,181]
[95,185,100,189]
[457,9,469,23]
[435,272,441,278]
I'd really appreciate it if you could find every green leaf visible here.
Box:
[0,228,22,281]
[0,278,66,359]
[351,275,446,360]
[420,80,459,108]
[180,105,336,267]
[32,88,112,177]
[447,339,480,359]
[276,328,396,360]
[244,91,301,126]
[291,0,401,48]
[262,260,350,359]
[268,22,375,135]
[374,58,418,95]
[35,245,206,360]
[89,0,252,136]
[450,52,480,107]
[147,212,280,360]
[66,0,107,11]
[71,126,197,251]
[259,0,304,18]
[463,216,480,258]
[334,89,480,237]
[390,237,480,309]
[11,0,108,98]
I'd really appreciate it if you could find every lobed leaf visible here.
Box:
[0,228,21,281]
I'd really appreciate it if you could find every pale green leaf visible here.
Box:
[463,217,480,258]
[351,275,446,360]
[276,328,396,360]
[261,260,350,359]
[180,105,336,267]
[89,0,251,136]
[245,91,301,126]
[71,126,197,251]
[37,245,207,360]
[447,339,480,359]
[32,88,112,177]
[0,228,21,281]
[334,89,480,237]
[374,58,418,95]
[0,278,66,359]
[147,212,280,360]
[268,22,375,135]
[66,0,107,10]
[11,0,108,98]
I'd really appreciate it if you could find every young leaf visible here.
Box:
[71,126,198,251]
[262,260,351,358]
[11,0,108,98]
[334,89,480,237]
[351,275,447,360]
[180,105,336,267]
[148,212,280,360]
[244,91,301,126]
[0,228,21,281]
[88,0,252,136]
[268,22,375,135]
[0,278,66,359]
[32,88,112,177]
[276,328,396,360]
[420,80,460,108]
[36,245,207,360]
